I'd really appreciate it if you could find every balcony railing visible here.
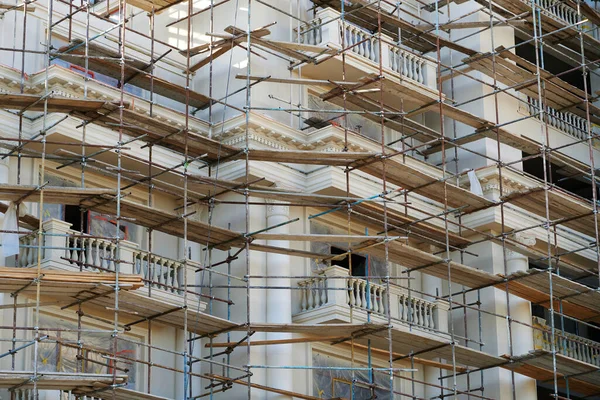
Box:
[525,96,593,140]
[296,266,448,332]
[295,8,437,89]
[534,0,580,26]
[533,316,600,366]
[17,219,195,301]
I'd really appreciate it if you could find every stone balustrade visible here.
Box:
[526,95,592,140]
[294,8,437,89]
[17,219,192,299]
[534,0,580,26]
[533,316,600,366]
[296,266,448,332]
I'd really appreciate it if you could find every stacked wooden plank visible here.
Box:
[354,239,504,288]
[77,288,238,336]
[504,269,600,323]
[79,195,245,250]
[56,40,211,109]
[0,371,128,390]
[501,186,598,238]
[92,388,171,400]
[485,0,600,60]
[0,267,144,295]
[359,156,494,213]
[0,93,123,113]
[503,350,600,396]
[462,46,600,125]
[0,184,117,205]
[239,323,505,369]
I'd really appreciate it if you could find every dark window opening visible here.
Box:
[64,205,89,233]
[515,37,591,95]
[537,385,586,400]
[522,152,596,202]
[331,247,367,277]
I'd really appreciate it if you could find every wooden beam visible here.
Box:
[207,374,321,400]
[206,337,467,372]
[252,233,402,242]
[236,74,361,86]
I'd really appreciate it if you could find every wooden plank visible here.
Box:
[504,269,600,322]
[0,267,144,295]
[501,187,598,238]
[0,371,128,390]
[79,196,245,250]
[248,243,333,259]
[0,94,122,113]
[0,3,35,11]
[208,374,321,400]
[94,388,171,400]
[0,184,116,204]
[237,74,361,87]
[56,40,211,109]
[252,233,401,242]
[206,336,469,372]
[503,350,600,395]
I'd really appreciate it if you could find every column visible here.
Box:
[505,233,536,399]
[265,202,293,399]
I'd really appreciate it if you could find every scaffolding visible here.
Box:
[0,0,597,397]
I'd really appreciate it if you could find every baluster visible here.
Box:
[372,37,379,62]
[155,259,163,290]
[401,51,408,78]
[400,295,407,321]
[27,236,35,266]
[299,282,307,311]
[305,279,312,310]
[360,281,367,309]
[89,239,96,267]
[319,278,327,306]
[177,263,184,295]
[316,19,323,44]
[299,280,306,308]
[165,261,172,292]
[406,55,413,79]
[312,279,319,309]
[356,29,363,56]
[418,60,425,83]
[345,279,350,305]
[19,236,28,267]
[422,300,431,329]
[84,238,91,266]
[348,279,356,307]
[109,244,117,271]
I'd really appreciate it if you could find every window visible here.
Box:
[515,37,591,95]
[331,246,367,277]
[313,352,393,399]
[38,314,139,389]
[522,152,597,202]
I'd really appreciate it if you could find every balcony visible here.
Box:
[295,8,438,91]
[294,266,449,334]
[17,218,206,312]
[533,316,600,367]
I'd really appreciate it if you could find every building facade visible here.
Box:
[0,0,598,398]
